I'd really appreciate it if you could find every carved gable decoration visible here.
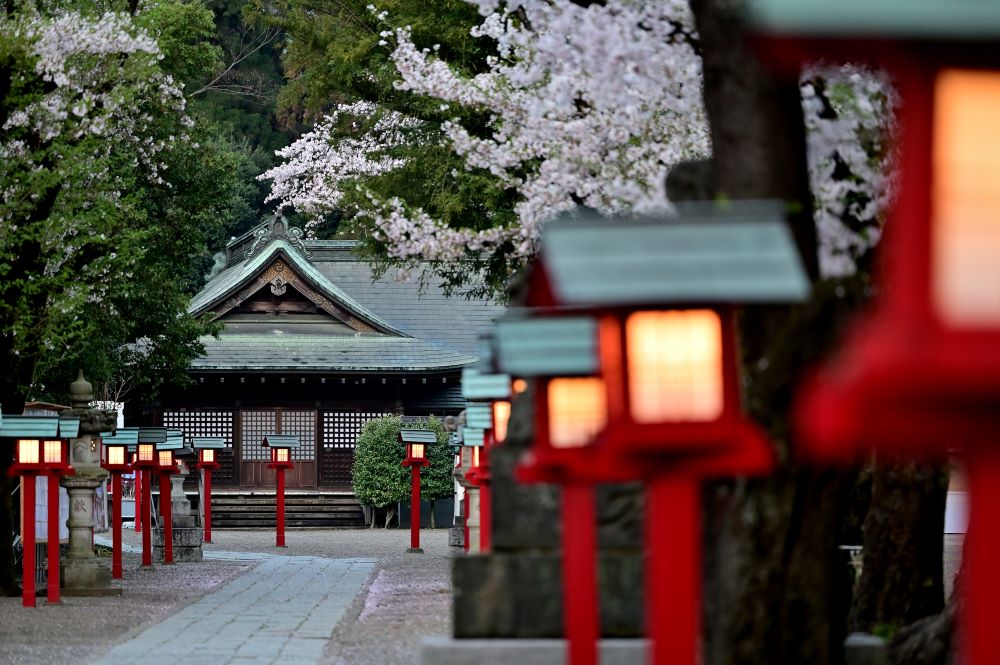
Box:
[217,259,378,333]
[245,215,311,261]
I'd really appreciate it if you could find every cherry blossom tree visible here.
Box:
[261,1,895,289]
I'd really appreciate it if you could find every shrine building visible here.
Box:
[149,217,501,497]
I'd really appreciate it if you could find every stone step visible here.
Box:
[208,492,366,528]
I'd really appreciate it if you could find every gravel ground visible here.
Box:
[1,528,454,665]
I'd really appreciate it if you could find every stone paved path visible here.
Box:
[91,536,374,665]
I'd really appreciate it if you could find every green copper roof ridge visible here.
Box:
[189,239,407,337]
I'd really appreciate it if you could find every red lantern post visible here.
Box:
[265,435,297,548]
[157,449,178,564]
[135,428,166,568]
[133,456,142,535]
[3,414,78,608]
[400,430,433,553]
[744,3,1000,662]
[193,438,224,544]
[499,205,808,665]
[102,430,135,579]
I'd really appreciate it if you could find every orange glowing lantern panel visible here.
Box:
[471,446,480,468]
[17,439,40,465]
[107,446,126,467]
[512,378,528,394]
[492,401,512,443]
[275,448,290,463]
[548,377,607,448]
[43,440,62,465]
[410,443,426,460]
[625,309,724,423]
[137,443,155,463]
[933,69,1000,327]
[158,451,173,467]
[201,449,215,464]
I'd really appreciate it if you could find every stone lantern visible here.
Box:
[60,371,119,596]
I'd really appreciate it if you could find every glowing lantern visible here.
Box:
[745,4,1000,663]
[192,437,225,544]
[503,203,809,665]
[399,429,435,553]
[2,414,79,607]
[264,435,299,547]
[102,427,138,579]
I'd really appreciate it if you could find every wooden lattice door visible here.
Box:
[240,409,317,488]
[320,411,392,488]
[162,410,237,485]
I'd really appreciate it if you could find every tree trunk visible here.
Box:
[429,499,437,529]
[384,505,396,529]
[851,458,948,635]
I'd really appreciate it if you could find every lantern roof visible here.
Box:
[494,316,599,377]
[399,429,437,444]
[137,427,169,444]
[533,202,810,308]
[461,368,512,401]
[745,0,1000,41]
[103,428,139,446]
[263,434,300,448]
[159,430,186,451]
[0,414,79,439]
[192,437,226,449]
[465,404,493,430]
[460,427,486,447]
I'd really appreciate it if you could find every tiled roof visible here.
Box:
[310,261,503,356]
[190,334,477,372]
[189,239,404,335]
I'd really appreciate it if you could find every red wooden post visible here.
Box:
[112,472,122,579]
[203,467,213,544]
[141,468,152,567]
[159,470,173,564]
[562,483,598,665]
[409,465,422,552]
[647,475,700,665]
[479,445,491,552]
[22,475,36,608]
[135,467,142,535]
[276,466,286,548]
[463,491,470,554]
[46,474,60,604]
[964,450,1000,665]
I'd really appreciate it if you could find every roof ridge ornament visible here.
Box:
[244,214,312,262]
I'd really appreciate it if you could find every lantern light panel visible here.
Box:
[410,443,426,459]
[43,440,62,464]
[932,69,1000,327]
[548,378,608,448]
[107,446,126,467]
[492,401,512,443]
[158,451,174,467]
[17,439,40,465]
[626,309,724,423]
[137,443,155,463]
[202,449,215,464]
[275,448,290,463]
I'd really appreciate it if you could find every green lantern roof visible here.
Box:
[103,428,139,446]
[159,430,185,451]
[0,415,60,438]
[399,429,437,444]
[539,202,810,307]
[461,368,512,401]
[263,435,300,448]
[58,415,81,438]
[465,404,493,430]
[461,427,485,447]
[192,437,226,449]
[137,427,168,444]
[745,0,1000,40]
[495,316,599,378]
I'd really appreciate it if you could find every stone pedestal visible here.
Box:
[466,488,481,554]
[153,462,203,562]
[61,472,119,596]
